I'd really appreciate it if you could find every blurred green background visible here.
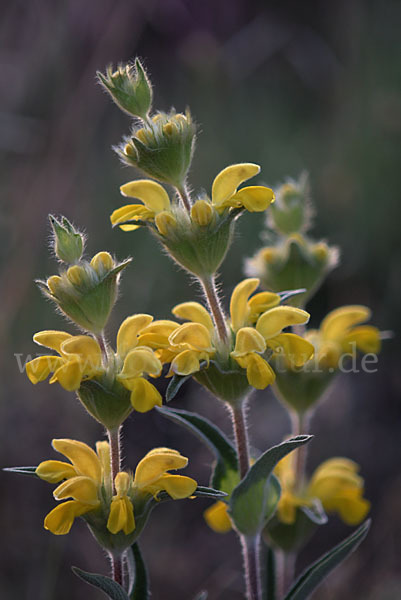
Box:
[1,0,400,598]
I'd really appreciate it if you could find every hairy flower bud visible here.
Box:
[49,215,84,264]
[97,58,152,120]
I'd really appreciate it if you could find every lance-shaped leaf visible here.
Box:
[278,289,306,303]
[229,436,312,536]
[72,567,129,600]
[127,543,149,600]
[284,520,371,600]
[157,406,239,494]
[3,466,39,478]
[165,361,207,402]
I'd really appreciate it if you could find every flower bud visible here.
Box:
[155,211,177,236]
[245,234,339,308]
[49,215,84,264]
[268,173,313,235]
[97,58,152,120]
[39,253,132,334]
[191,199,214,227]
[117,109,196,187]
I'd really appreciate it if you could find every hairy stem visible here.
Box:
[241,535,262,600]
[107,427,121,493]
[290,410,311,490]
[96,332,108,366]
[111,554,124,586]
[176,184,192,212]
[200,275,229,344]
[229,403,250,478]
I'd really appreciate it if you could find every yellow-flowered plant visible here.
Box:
[306,305,381,369]
[110,164,274,278]
[156,278,314,403]
[204,453,369,539]
[36,439,197,543]
[25,314,164,427]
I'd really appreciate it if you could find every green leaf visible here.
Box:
[193,593,208,600]
[72,566,129,600]
[127,543,149,600]
[166,373,192,402]
[300,499,328,526]
[156,406,239,495]
[3,466,39,478]
[157,486,226,502]
[284,520,371,600]
[229,436,312,536]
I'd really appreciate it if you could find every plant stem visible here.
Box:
[176,184,192,212]
[241,535,262,600]
[200,275,229,344]
[275,549,295,599]
[111,554,124,586]
[229,401,262,599]
[290,410,311,490]
[107,427,121,493]
[96,332,108,366]
[229,403,250,478]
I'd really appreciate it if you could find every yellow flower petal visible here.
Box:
[248,292,281,321]
[107,496,135,534]
[36,460,77,483]
[266,333,314,367]
[158,474,197,499]
[44,500,93,535]
[172,302,214,332]
[60,336,102,375]
[33,331,72,353]
[256,307,310,340]
[114,471,131,497]
[343,326,381,354]
[204,501,232,533]
[25,356,64,384]
[229,186,274,212]
[230,278,260,332]
[320,306,371,342]
[96,441,111,485]
[134,449,188,489]
[49,358,84,391]
[119,348,162,379]
[234,353,276,389]
[170,349,203,375]
[211,163,260,207]
[52,439,102,483]
[54,475,99,505]
[231,327,266,357]
[169,322,214,352]
[128,378,162,412]
[116,314,154,358]
[110,203,153,227]
[120,180,170,213]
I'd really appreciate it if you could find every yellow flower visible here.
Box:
[36,438,109,535]
[167,278,314,390]
[275,454,370,526]
[306,305,381,369]
[37,441,197,537]
[204,500,232,534]
[26,314,163,413]
[110,163,274,234]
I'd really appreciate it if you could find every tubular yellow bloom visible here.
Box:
[274,453,370,526]
[211,163,275,213]
[204,500,232,533]
[37,440,197,537]
[165,278,313,393]
[111,163,274,234]
[26,314,163,414]
[133,447,197,499]
[306,305,381,369]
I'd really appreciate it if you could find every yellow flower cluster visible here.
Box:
[305,305,381,369]
[204,453,370,534]
[150,278,314,390]
[110,163,274,235]
[36,439,197,536]
[26,314,163,412]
